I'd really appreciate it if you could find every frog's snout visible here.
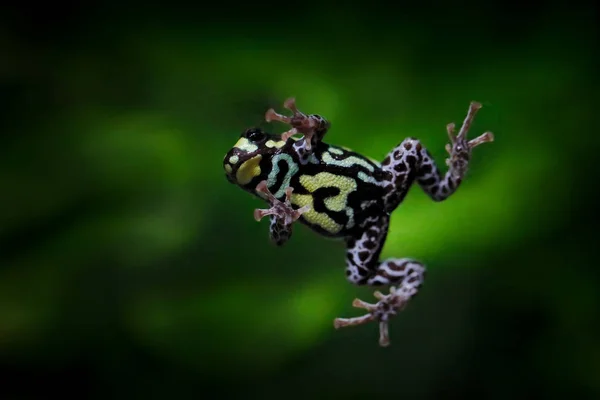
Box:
[223,152,238,177]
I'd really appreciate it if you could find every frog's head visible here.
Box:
[223,127,287,189]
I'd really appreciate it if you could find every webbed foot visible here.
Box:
[333,286,410,347]
[265,98,329,151]
[253,180,309,225]
[445,101,494,178]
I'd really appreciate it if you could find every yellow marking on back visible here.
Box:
[291,194,343,234]
[224,164,232,174]
[291,172,357,234]
[236,155,262,185]
[234,137,258,153]
[229,155,239,164]
[300,173,357,212]
[266,139,286,149]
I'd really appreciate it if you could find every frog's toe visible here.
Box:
[468,131,494,149]
[254,183,310,225]
[265,108,291,124]
[446,102,494,151]
[334,287,410,347]
[265,97,325,150]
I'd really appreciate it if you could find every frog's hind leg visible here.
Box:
[380,101,494,211]
[336,214,425,346]
[380,137,422,212]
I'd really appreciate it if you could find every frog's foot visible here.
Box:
[265,97,326,151]
[444,101,494,178]
[253,180,310,225]
[333,286,409,347]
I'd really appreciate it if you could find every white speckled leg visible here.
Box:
[381,101,494,210]
[337,215,426,346]
[268,216,292,246]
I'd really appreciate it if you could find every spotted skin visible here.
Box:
[223,98,494,346]
[345,213,425,294]
[269,216,292,246]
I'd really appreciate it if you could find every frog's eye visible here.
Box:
[244,128,267,142]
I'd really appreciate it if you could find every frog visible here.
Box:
[223,97,494,346]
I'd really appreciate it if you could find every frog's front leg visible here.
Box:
[266,217,292,246]
[253,180,310,246]
[265,98,330,164]
[334,214,426,347]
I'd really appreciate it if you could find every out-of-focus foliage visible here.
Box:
[1,1,598,399]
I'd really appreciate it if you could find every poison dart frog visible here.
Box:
[223,97,494,346]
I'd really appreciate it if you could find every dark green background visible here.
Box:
[1,1,598,399]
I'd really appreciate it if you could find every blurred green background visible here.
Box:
[1,1,598,399]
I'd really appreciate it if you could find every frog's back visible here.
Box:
[287,142,388,238]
